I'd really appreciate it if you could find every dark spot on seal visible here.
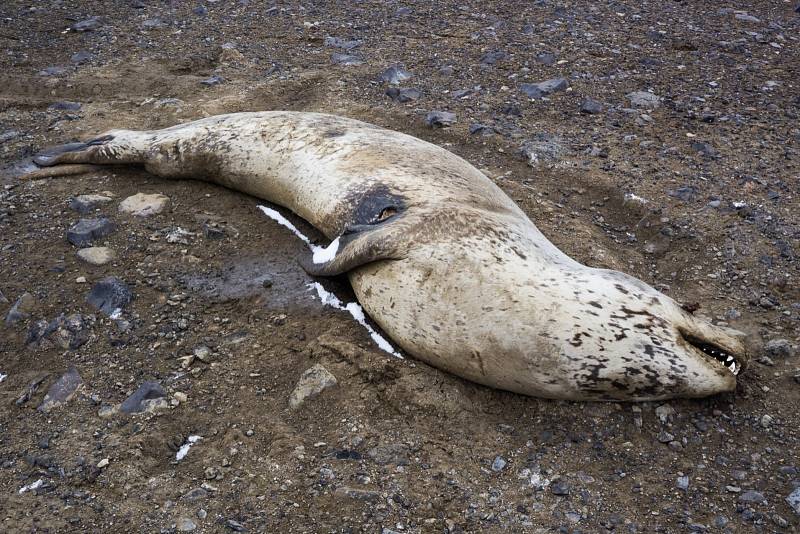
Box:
[587,301,602,309]
[325,129,345,138]
[614,284,629,295]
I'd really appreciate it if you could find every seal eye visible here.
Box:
[375,206,397,223]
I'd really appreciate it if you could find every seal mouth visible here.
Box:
[681,332,741,376]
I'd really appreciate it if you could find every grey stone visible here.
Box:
[520,77,569,98]
[739,490,766,504]
[225,519,247,531]
[86,277,132,317]
[734,13,760,23]
[176,518,197,531]
[67,218,116,247]
[425,111,457,128]
[378,66,412,85]
[119,193,170,217]
[70,51,94,64]
[676,476,689,490]
[26,313,90,350]
[469,123,495,136]
[480,50,507,65]
[331,53,363,66]
[289,365,337,409]
[368,443,410,465]
[0,130,20,143]
[579,98,604,114]
[71,17,103,32]
[324,36,362,50]
[5,292,35,326]
[491,456,507,472]
[141,18,167,30]
[535,52,556,65]
[77,247,115,266]
[520,134,568,166]
[385,87,420,103]
[657,431,675,443]
[181,487,209,501]
[627,91,661,109]
[120,381,167,414]
[200,75,225,86]
[668,186,699,202]
[551,479,570,495]
[38,367,83,412]
[764,338,794,358]
[69,194,113,214]
[48,101,81,111]
[39,66,67,76]
[786,487,800,515]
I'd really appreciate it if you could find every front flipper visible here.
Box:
[300,221,410,276]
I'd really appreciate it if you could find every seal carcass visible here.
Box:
[28,111,749,400]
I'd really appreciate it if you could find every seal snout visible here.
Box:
[675,321,749,379]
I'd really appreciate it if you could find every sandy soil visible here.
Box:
[0,1,798,532]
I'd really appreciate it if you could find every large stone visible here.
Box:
[77,247,115,266]
[378,66,412,85]
[627,91,661,109]
[69,194,112,214]
[120,381,167,413]
[289,365,337,409]
[4,292,35,326]
[38,367,83,412]
[786,487,800,516]
[520,77,569,99]
[119,193,170,217]
[86,277,133,317]
[425,111,457,128]
[67,218,116,247]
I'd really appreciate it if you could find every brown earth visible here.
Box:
[0,1,799,533]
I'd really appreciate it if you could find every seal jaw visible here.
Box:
[680,331,743,376]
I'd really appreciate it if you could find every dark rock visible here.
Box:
[451,88,473,99]
[67,218,116,247]
[120,381,167,414]
[657,430,675,443]
[739,490,766,504]
[71,17,103,32]
[519,77,569,99]
[86,277,133,317]
[202,223,225,239]
[385,87,420,103]
[181,487,209,501]
[331,53,363,66]
[39,66,67,77]
[324,36,362,50]
[551,479,570,495]
[627,91,661,108]
[501,104,522,116]
[69,194,112,214]
[667,186,698,202]
[192,6,208,16]
[225,519,247,532]
[535,52,557,65]
[48,101,81,111]
[200,75,224,86]
[0,130,20,143]
[690,141,718,158]
[378,66,412,85]
[368,443,410,466]
[70,51,94,64]
[786,487,800,515]
[27,313,90,350]
[580,98,604,114]
[764,339,794,358]
[38,367,83,412]
[424,111,456,128]
[480,50,507,65]
[141,18,167,30]
[469,123,494,136]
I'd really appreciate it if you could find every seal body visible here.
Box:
[30,112,749,400]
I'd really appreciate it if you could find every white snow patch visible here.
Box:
[624,192,648,204]
[309,283,402,358]
[258,205,312,245]
[176,435,202,461]
[313,236,340,264]
[19,479,43,494]
[732,201,747,208]
[258,205,400,358]
[0,373,7,383]
[109,308,122,320]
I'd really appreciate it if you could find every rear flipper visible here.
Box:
[19,131,148,180]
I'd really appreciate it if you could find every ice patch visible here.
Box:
[258,205,400,357]
[624,192,648,204]
[109,308,122,320]
[0,373,7,383]
[313,236,340,264]
[176,435,202,461]
[19,479,43,494]
[310,282,402,358]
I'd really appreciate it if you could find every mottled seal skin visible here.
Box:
[29,111,750,401]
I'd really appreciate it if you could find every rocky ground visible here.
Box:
[1,1,799,532]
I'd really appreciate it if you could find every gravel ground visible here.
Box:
[1,1,798,532]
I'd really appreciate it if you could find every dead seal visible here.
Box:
[24,111,750,400]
